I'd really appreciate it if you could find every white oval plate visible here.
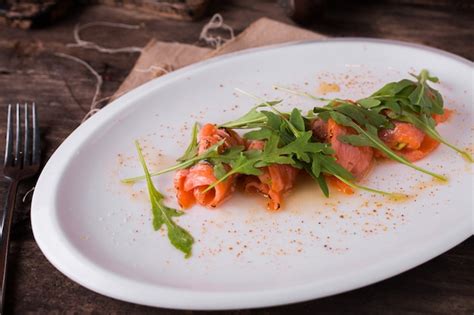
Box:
[32,39,473,310]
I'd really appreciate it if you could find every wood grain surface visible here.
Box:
[0,0,473,313]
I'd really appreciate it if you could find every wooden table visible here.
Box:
[0,1,473,313]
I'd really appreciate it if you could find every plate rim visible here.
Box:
[31,38,473,310]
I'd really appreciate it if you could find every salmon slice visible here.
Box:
[433,108,453,124]
[379,121,425,150]
[378,108,452,162]
[174,169,196,209]
[397,136,440,162]
[198,123,244,154]
[327,119,374,180]
[174,163,235,209]
[244,140,299,210]
[326,175,354,194]
[174,123,242,209]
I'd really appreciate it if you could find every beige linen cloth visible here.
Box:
[112,18,326,100]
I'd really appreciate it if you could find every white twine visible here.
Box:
[199,14,234,48]
[55,53,103,123]
[22,186,35,203]
[67,22,144,54]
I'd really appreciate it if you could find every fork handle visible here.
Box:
[0,180,19,314]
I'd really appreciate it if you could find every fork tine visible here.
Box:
[4,105,13,167]
[14,103,21,167]
[23,103,30,166]
[32,103,40,165]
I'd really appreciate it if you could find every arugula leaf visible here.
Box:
[206,150,265,191]
[290,108,305,132]
[380,99,402,115]
[408,69,443,115]
[302,163,329,197]
[230,151,265,176]
[177,122,199,162]
[370,70,443,116]
[316,174,329,197]
[219,100,282,129]
[317,154,354,181]
[244,127,273,140]
[213,162,227,179]
[135,141,194,258]
[209,145,245,164]
[279,123,296,145]
[311,155,321,177]
[370,79,414,98]
[357,98,381,108]
[278,131,331,162]
[218,104,265,129]
[329,103,391,128]
[338,134,373,147]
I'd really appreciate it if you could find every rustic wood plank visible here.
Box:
[0,1,472,313]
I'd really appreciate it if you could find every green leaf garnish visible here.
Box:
[213,162,227,179]
[219,100,282,129]
[357,98,381,108]
[177,122,199,162]
[289,108,305,132]
[135,141,194,258]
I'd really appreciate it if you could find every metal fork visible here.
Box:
[0,103,40,314]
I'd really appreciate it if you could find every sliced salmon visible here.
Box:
[174,162,235,209]
[379,121,425,150]
[244,140,299,210]
[174,169,196,209]
[397,136,440,162]
[198,123,245,154]
[327,119,374,180]
[378,109,452,162]
[174,123,242,209]
[433,108,453,124]
[326,175,354,195]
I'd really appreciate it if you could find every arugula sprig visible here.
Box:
[177,122,199,162]
[357,69,472,162]
[357,70,443,114]
[135,141,194,258]
[218,101,281,129]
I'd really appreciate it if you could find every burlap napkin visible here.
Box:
[112,17,326,100]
